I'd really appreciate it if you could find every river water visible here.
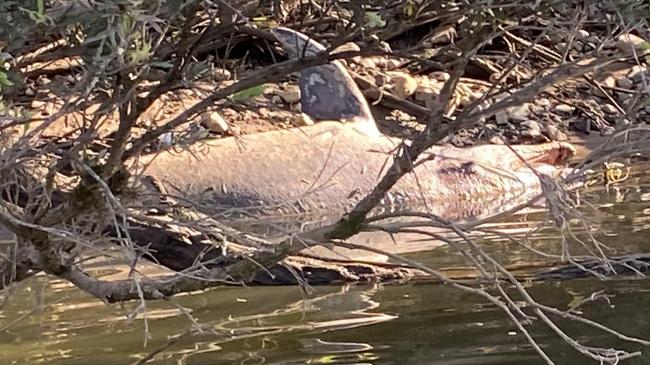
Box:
[2,164,650,365]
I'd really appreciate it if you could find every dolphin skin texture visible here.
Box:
[133,27,575,224]
[135,121,574,222]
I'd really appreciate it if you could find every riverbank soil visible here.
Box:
[10,5,647,159]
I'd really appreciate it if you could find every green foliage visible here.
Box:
[0,52,13,93]
[365,11,386,28]
[0,72,13,89]
[229,84,268,102]
[79,3,166,69]
[403,0,417,18]
[19,0,53,25]
[251,15,278,28]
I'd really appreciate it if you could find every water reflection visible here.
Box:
[164,285,394,365]
[0,282,395,365]
[2,163,650,364]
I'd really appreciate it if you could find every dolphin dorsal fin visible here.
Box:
[271,27,379,136]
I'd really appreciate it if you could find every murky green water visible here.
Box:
[2,164,650,365]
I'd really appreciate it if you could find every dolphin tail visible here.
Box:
[270,27,378,135]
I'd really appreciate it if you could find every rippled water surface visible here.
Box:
[2,164,650,365]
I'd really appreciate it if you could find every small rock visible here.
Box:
[31,99,47,110]
[332,42,361,65]
[556,42,568,51]
[369,56,389,67]
[576,29,590,39]
[549,113,564,126]
[391,72,418,98]
[616,118,631,128]
[602,76,617,88]
[602,104,618,114]
[211,68,231,81]
[554,104,575,114]
[258,107,271,118]
[158,132,173,148]
[624,96,637,108]
[489,135,505,144]
[616,77,634,89]
[572,119,591,134]
[293,113,314,126]
[332,42,361,54]
[615,91,631,102]
[253,95,267,104]
[425,27,456,45]
[529,104,545,115]
[573,41,584,51]
[271,95,282,104]
[535,98,551,108]
[374,73,389,87]
[593,86,607,98]
[495,111,508,125]
[548,31,564,43]
[359,58,376,69]
[583,42,596,51]
[372,57,399,69]
[600,126,615,136]
[414,85,435,103]
[430,71,450,82]
[628,65,648,82]
[275,86,301,104]
[25,88,34,96]
[201,111,229,133]
[141,117,153,128]
[544,124,568,141]
[616,33,647,54]
[522,120,542,131]
[467,90,484,104]
[384,59,402,70]
[521,129,542,138]
[508,104,531,122]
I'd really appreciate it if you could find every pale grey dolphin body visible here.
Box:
[134,27,575,224]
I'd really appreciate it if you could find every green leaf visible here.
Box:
[0,72,14,87]
[251,16,276,28]
[128,42,152,65]
[404,0,415,17]
[229,84,267,102]
[365,11,386,28]
[19,6,51,25]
